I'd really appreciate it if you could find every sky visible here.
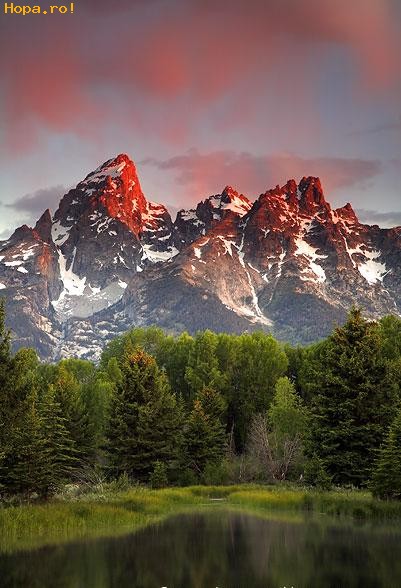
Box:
[0,0,400,238]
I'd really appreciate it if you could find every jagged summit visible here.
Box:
[335,202,359,224]
[262,179,297,198]
[54,153,148,238]
[218,186,252,215]
[81,153,136,184]
[34,155,177,325]
[174,185,252,247]
[260,176,329,213]
[298,176,329,213]
[249,177,332,240]
[299,175,323,191]
[1,154,400,362]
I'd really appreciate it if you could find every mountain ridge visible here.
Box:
[1,153,400,361]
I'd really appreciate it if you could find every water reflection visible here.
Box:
[1,510,401,587]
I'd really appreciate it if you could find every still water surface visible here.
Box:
[1,510,401,588]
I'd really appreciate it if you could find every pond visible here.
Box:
[1,509,401,587]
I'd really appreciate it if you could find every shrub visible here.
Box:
[149,462,168,489]
[304,455,332,491]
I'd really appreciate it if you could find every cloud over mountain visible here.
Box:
[143,150,382,204]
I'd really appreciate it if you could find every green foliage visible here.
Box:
[269,377,308,440]
[149,461,168,489]
[379,315,401,361]
[0,346,48,496]
[51,365,97,469]
[101,326,172,370]
[184,387,227,479]
[2,297,401,500]
[0,303,18,473]
[303,454,332,490]
[161,332,194,402]
[283,344,307,394]
[0,299,11,362]
[226,333,288,450]
[100,327,288,452]
[202,460,230,485]
[2,388,46,496]
[247,377,308,482]
[38,385,76,493]
[106,347,183,481]
[268,376,308,478]
[185,331,228,401]
[306,308,398,487]
[371,409,401,499]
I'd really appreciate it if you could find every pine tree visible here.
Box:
[38,385,77,494]
[197,386,227,422]
[0,299,13,476]
[184,387,227,477]
[371,409,401,499]
[0,347,49,496]
[52,364,96,471]
[0,299,10,361]
[149,461,168,488]
[2,388,47,496]
[185,331,228,401]
[307,308,398,486]
[107,347,183,481]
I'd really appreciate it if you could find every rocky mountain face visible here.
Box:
[1,154,400,361]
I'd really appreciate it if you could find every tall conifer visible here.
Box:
[107,347,183,481]
[307,308,398,486]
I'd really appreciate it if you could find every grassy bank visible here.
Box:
[2,484,401,554]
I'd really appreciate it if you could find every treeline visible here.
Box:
[1,302,401,499]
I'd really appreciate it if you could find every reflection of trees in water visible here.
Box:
[2,512,401,587]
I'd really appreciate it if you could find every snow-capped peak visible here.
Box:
[52,154,151,239]
[80,153,134,186]
[202,187,252,218]
[218,186,252,216]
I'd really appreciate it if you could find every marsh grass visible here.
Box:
[229,486,401,520]
[2,484,401,554]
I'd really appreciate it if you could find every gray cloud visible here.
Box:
[348,117,401,136]
[356,209,401,227]
[3,185,66,216]
[0,185,66,234]
[0,228,12,241]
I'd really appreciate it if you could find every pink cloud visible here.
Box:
[142,149,383,203]
[1,0,400,154]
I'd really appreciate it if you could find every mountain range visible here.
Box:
[1,153,400,361]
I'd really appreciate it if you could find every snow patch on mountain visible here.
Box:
[141,244,179,263]
[53,248,86,303]
[179,209,198,221]
[4,260,23,267]
[3,156,401,362]
[193,238,210,260]
[217,236,236,256]
[294,234,327,284]
[81,159,128,185]
[210,189,251,217]
[357,250,388,285]
[52,220,71,246]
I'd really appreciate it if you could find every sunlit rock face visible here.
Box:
[1,154,400,361]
